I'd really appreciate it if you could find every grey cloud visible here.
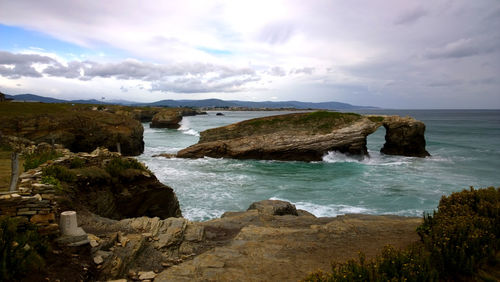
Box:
[426,79,463,87]
[424,38,498,59]
[394,7,428,25]
[0,50,260,93]
[151,77,259,93]
[290,67,314,75]
[0,51,55,65]
[44,61,83,78]
[268,66,286,76]
[0,51,55,78]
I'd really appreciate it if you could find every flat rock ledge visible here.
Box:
[79,200,421,281]
[177,112,430,161]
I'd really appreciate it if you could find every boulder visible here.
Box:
[247,200,298,216]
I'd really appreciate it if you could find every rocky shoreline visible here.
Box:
[0,104,434,281]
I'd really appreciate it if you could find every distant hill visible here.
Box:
[3,93,376,110]
[4,93,107,104]
[5,94,68,103]
[146,98,375,110]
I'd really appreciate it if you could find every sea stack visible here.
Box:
[177,111,430,161]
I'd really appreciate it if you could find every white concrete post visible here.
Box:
[60,211,79,236]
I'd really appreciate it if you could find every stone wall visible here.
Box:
[0,175,60,235]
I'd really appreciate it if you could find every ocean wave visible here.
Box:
[178,119,200,136]
[322,151,412,166]
[269,197,374,217]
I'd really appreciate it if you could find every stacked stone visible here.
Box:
[0,160,63,236]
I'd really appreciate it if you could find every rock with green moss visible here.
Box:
[177,111,430,161]
[150,110,183,129]
[0,102,144,156]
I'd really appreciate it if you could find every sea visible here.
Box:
[137,110,500,221]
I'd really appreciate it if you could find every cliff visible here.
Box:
[75,199,420,281]
[0,103,144,156]
[177,111,429,161]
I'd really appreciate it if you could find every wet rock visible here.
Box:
[248,200,298,216]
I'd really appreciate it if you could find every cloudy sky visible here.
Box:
[1,0,499,108]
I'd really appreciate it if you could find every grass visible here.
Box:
[24,149,62,171]
[201,111,362,142]
[304,187,500,282]
[40,156,147,191]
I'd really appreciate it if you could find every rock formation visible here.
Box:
[150,110,183,129]
[0,103,144,156]
[45,148,182,220]
[381,116,430,157]
[75,199,421,281]
[177,111,430,161]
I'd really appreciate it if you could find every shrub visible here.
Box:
[42,165,77,183]
[23,149,61,171]
[0,216,48,281]
[69,157,85,169]
[40,175,61,190]
[105,157,145,177]
[417,187,500,278]
[304,245,437,282]
[73,166,111,185]
[303,187,500,281]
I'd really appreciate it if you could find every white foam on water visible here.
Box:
[182,129,200,136]
[322,151,413,167]
[269,197,374,217]
[182,206,225,221]
[322,151,363,163]
[178,118,200,136]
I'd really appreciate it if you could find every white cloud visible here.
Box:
[0,0,499,108]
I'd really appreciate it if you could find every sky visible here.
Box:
[0,0,499,108]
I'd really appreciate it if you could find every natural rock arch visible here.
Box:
[176,112,430,161]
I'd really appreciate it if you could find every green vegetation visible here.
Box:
[23,149,62,171]
[40,157,146,190]
[304,187,500,282]
[73,166,111,185]
[105,157,145,177]
[69,157,85,169]
[418,187,499,278]
[40,175,61,190]
[368,116,384,123]
[42,165,77,183]
[0,216,48,281]
[201,111,362,142]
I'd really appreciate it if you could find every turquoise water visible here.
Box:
[138,110,500,221]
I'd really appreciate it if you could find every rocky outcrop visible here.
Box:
[381,116,430,157]
[177,111,430,161]
[150,110,183,129]
[76,199,421,281]
[0,103,144,156]
[44,148,183,220]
